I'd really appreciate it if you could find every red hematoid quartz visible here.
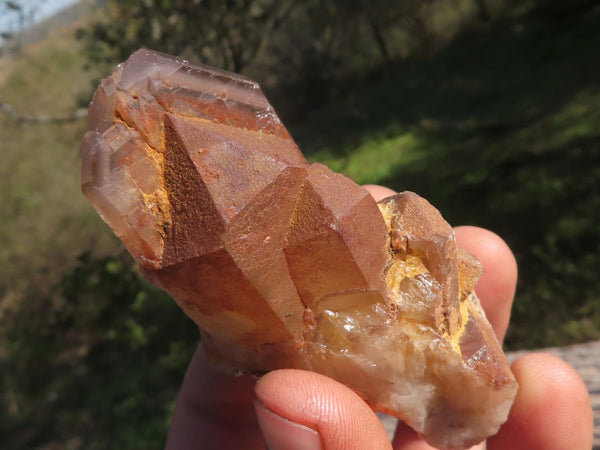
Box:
[82,49,518,449]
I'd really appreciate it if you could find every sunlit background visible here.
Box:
[1,0,599,448]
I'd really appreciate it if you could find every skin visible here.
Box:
[165,184,593,450]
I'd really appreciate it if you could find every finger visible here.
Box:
[165,345,264,450]
[488,353,593,450]
[363,184,397,202]
[255,369,392,450]
[454,226,517,342]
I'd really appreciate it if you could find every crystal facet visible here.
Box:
[82,49,518,449]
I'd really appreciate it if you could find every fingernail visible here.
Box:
[254,400,324,450]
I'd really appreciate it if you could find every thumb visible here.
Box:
[254,369,392,450]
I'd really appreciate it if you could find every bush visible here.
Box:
[1,252,197,449]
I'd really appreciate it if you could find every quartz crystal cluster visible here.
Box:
[82,49,518,449]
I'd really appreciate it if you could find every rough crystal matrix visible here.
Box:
[82,49,517,449]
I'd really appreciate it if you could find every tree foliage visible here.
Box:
[79,0,481,118]
[1,252,197,449]
[81,0,299,73]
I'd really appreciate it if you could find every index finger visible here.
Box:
[165,346,264,450]
[454,226,517,343]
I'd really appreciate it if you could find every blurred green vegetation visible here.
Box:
[1,252,197,449]
[292,5,600,348]
[1,0,599,448]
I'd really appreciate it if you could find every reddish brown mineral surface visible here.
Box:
[82,49,518,449]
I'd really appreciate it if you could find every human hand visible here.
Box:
[165,185,593,450]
